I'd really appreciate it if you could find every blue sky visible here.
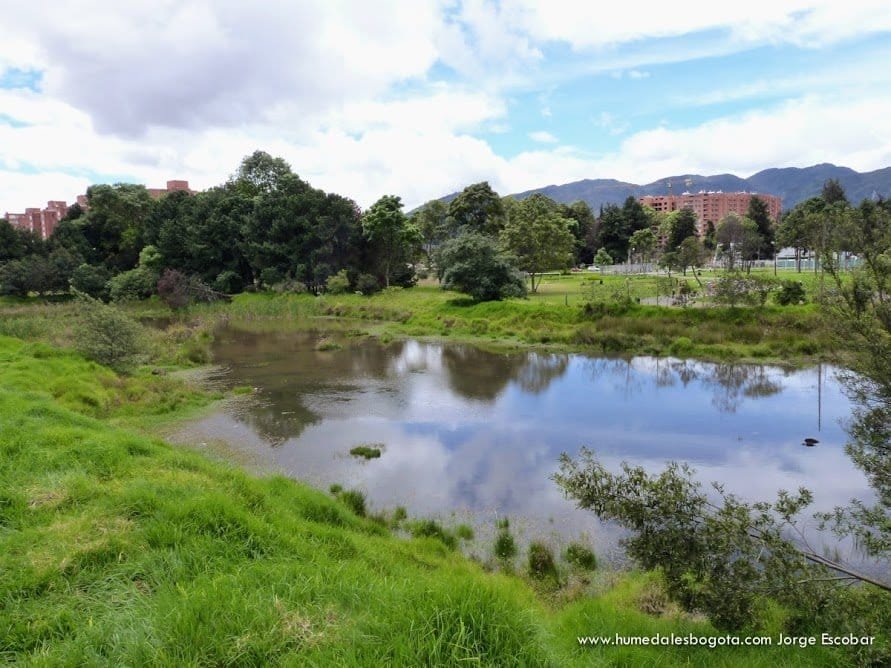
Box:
[2,1,891,213]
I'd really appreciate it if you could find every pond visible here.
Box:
[168,327,873,566]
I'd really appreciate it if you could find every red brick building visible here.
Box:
[638,191,782,236]
[5,199,67,239]
[6,180,194,239]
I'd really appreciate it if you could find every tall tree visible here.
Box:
[822,178,848,205]
[628,228,657,265]
[598,204,629,261]
[559,201,596,265]
[746,196,774,258]
[77,183,154,271]
[666,208,698,252]
[362,195,419,288]
[0,219,26,262]
[412,199,450,268]
[499,194,575,293]
[448,182,505,236]
[228,150,293,196]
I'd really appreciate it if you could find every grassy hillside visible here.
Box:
[0,335,848,665]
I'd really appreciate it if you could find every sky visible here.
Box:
[2,0,891,213]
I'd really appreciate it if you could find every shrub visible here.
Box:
[271,278,308,294]
[455,524,475,541]
[213,270,243,294]
[156,269,192,309]
[73,292,146,373]
[325,269,351,295]
[408,519,457,549]
[436,233,527,302]
[563,542,598,571]
[69,263,111,301]
[527,541,559,580]
[775,280,807,305]
[108,267,155,302]
[337,489,366,517]
[355,273,381,295]
[259,267,283,288]
[494,528,517,560]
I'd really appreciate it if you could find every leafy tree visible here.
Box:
[412,199,450,268]
[227,149,292,196]
[448,182,505,236]
[746,196,775,258]
[822,177,848,205]
[436,233,526,302]
[69,263,112,301]
[628,228,657,265]
[716,213,760,272]
[593,247,613,267]
[555,450,890,637]
[77,183,154,271]
[665,208,698,252]
[362,195,420,288]
[818,199,890,560]
[558,201,596,265]
[676,237,706,285]
[0,219,26,262]
[597,204,629,261]
[500,194,575,292]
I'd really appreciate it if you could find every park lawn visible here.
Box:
[0,334,847,666]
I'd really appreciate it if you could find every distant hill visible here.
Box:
[502,164,891,213]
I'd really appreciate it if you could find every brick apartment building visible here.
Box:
[6,180,194,240]
[638,191,782,236]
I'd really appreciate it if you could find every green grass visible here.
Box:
[192,283,834,364]
[0,334,852,666]
[349,444,383,459]
[0,267,843,366]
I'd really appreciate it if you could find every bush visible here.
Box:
[494,528,517,560]
[775,280,807,305]
[563,542,598,571]
[213,270,244,294]
[69,263,111,301]
[355,273,381,295]
[259,267,284,288]
[527,541,559,580]
[408,519,457,549]
[73,293,146,373]
[325,269,351,295]
[336,489,366,517]
[712,273,776,308]
[156,269,192,309]
[108,267,155,302]
[436,233,527,302]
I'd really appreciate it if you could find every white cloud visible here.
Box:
[529,130,558,143]
[2,0,444,135]
[600,94,891,183]
[513,0,891,50]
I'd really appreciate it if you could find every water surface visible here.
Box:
[171,327,871,564]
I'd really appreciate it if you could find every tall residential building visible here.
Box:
[5,180,195,239]
[638,191,782,236]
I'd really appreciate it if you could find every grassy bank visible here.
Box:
[0,268,839,365]
[0,335,848,665]
[185,281,833,364]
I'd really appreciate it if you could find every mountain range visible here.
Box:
[502,163,891,213]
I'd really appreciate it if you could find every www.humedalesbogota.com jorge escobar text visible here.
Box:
[577,633,876,649]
